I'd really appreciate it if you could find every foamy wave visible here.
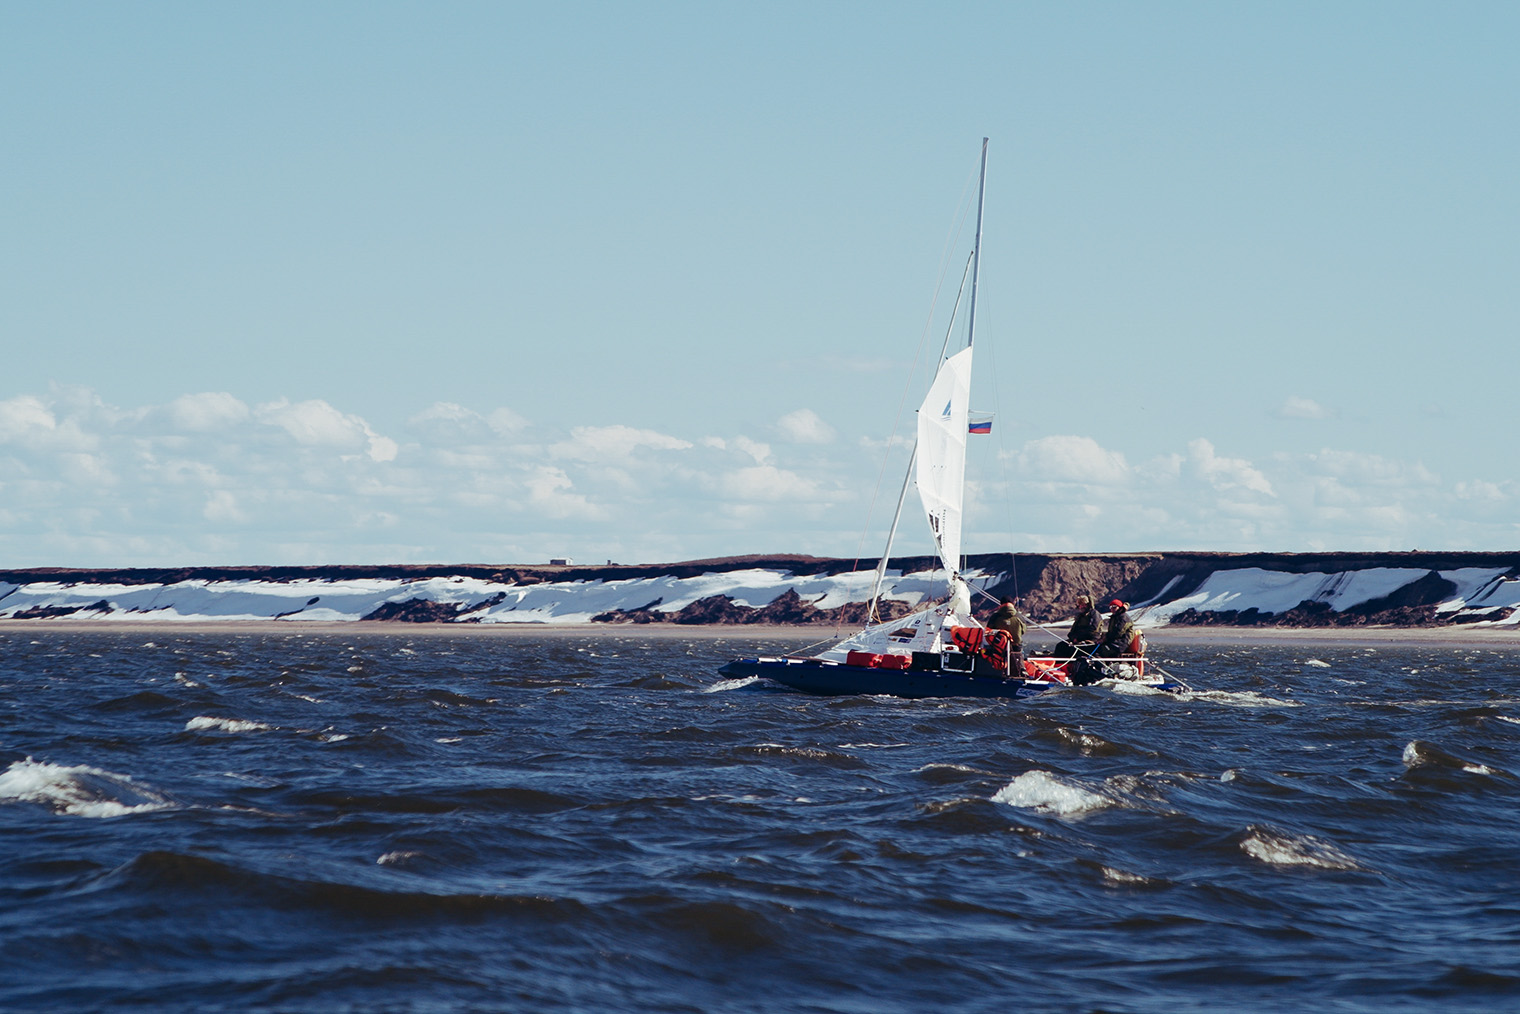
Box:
[992,771,1114,817]
[186,716,272,734]
[1179,689,1300,708]
[0,758,174,818]
[1240,825,1365,871]
[1305,658,1331,668]
[1101,866,1157,887]
[704,676,760,693]
[1401,739,1509,776]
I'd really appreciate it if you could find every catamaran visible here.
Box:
[719,140,1186,699]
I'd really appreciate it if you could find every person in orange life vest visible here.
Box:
[986,598,1026,676]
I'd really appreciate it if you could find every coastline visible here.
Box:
[1,619,1517,647]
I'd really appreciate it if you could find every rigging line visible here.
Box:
[866,251,976,624]
[841,156,982,633]
[979,301,1020,610]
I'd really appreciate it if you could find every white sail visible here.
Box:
[915,344,974,577]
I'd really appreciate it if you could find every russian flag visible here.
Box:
[968,419,992,435]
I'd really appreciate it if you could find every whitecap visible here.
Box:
[1101,866,1154,886]
[913,762,997,776]
[0,758,174,818]
[991,770,1114,818]
[1305,658,1331,668]
[186,716,272,734]
[704,676,760,693]
[377,850,424,866]
[1239,825,1365,871]
[1178,689,1300,708]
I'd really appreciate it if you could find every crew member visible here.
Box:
[986,597,1026,677]
[1057,595,1102,657]
[1098,599,1139,658]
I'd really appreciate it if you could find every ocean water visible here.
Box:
[2,629,1519,1013]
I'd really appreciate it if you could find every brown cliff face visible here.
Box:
[967,552,1519,627]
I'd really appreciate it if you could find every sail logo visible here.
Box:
[941,400,952,418]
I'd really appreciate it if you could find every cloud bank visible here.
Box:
[0,390,1513,567]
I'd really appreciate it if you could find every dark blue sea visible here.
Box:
[3,628,1519,1013]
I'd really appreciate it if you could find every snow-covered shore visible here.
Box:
[1,552,1517,628]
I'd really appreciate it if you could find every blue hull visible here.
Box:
[718,657,1190,699]
[718,657,1055,699]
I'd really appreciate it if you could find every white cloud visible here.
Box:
[203,489,246,522]
[720,464,821,501]
[1277,395,1332,420]
[487,407,530,433]
[733,436,772,464]
[551,425,693,461]
[169,392,250,431]
[524,465,606,519]
[257,399,370,448]
[776,408,835,444]
[1,384,1516,565]
[1013,435,1130,485]
[1455,480,1507,502]
[0,396,57,443]
[1304,449,1437,486]
[1185,439,1274,496]
[257,398,396,462]
[0,395,94,451]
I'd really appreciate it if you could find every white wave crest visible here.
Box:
[1304,658,1331,668]
[0,758,174,818]
[186,716,272,734]
[704,676,760,693]
[1178,689,1300,708]
[992,770,1114,817]
[1240,826,1364,871]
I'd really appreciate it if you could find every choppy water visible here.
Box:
[3,629,1520,1013]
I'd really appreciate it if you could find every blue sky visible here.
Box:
[2,2,1517,567]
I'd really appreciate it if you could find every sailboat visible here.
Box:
[719,140,1185,699]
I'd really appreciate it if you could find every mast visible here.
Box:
[965,137,988,352]
[865,141,989,621]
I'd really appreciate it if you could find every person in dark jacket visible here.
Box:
[1056,595,1102,657]
[986,598,1026,677]
[1098,599,1138,657]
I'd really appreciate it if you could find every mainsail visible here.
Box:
[914,345,973,577]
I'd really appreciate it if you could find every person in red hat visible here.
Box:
[1098,599,1139,658]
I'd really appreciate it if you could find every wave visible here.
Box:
[1401,739,1512,778]
[0,758,174,818]
[991,770,1116,818]
[186,716,273,734]
[102,850,590,922]
[1239,825,1367,871]
[703,676,760,693]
